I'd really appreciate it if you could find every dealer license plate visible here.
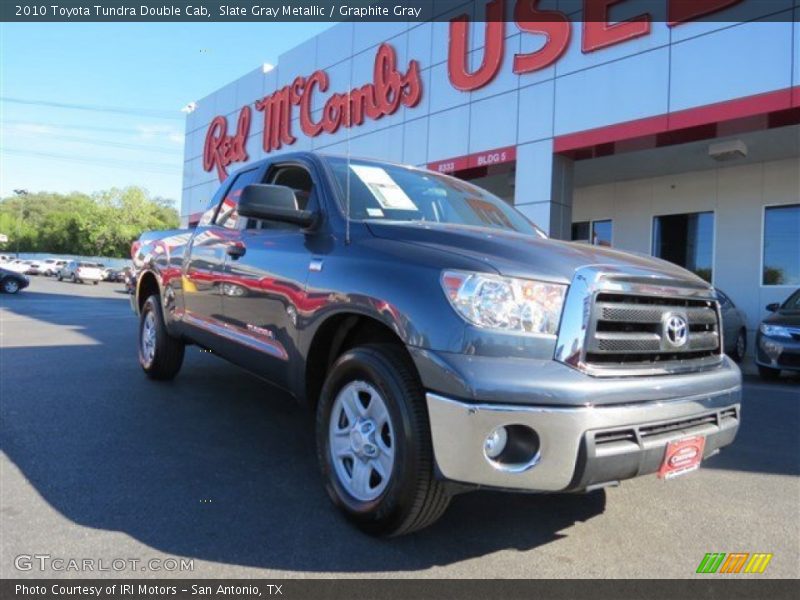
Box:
[658,436,706,480]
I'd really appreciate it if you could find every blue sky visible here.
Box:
[0,22,332,205]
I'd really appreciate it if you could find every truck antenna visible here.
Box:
[345,89,352,246]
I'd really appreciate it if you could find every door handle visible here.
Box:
[226,243,246,259]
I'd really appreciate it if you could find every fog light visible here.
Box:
[484,426,508,459]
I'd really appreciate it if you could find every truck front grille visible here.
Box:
[554,268,725,377]
[594,407,738,448]
[583,293,722,374]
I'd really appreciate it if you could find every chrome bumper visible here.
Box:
[426,385,741,492]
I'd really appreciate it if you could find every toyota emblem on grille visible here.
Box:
[665,315,689,348]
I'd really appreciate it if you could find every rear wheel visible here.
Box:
[2,278,20,294]
[138,294,185,380]
[92,281,99,286]
[730,329,747,362]
[758,365,781,381]
[57,273,63,281]
[316,344,450,536]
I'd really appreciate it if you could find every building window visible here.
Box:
[763,204,800,286]
[571,221,590,242]
[572,220,613,246]
[592,220,613,247]
[652,211,714,283]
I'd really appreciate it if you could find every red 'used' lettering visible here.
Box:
[582,0,652,53]
[514,0,571,74]
[668,0,743,25]
[202,106,251,182]
[447,0,505,91]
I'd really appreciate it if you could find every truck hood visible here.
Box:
[366,221,709,286]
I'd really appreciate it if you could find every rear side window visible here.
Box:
[214,168,263,229]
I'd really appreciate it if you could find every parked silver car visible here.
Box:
[57,261,104,284]
[716,289,748,362]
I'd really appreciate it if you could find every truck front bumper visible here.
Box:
[425,383,740,493]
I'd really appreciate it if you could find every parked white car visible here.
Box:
[37,258,66,276]
[27,260,49,275]
[4,259,33,274]
[57,261,104,284]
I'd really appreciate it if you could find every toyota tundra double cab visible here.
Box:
[132,152,741,536]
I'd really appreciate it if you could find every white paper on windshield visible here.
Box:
[350,165,418,211]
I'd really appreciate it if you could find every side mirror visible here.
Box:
[766,302,780,312]
[238,184,316,228]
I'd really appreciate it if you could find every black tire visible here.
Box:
[57,274,63,281]
[2,278,20,294]
[758,365,781,381]
[138,294,185,380]
[316,344,450,536]
[730,329,747,363]
[92,281,99,285]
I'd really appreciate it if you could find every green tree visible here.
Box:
[0,187,179,257]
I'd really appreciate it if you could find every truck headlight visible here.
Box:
[441,270,566,335]
[760,323,791,339]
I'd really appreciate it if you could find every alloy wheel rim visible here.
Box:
[329,380,395,502]
[140,311,157,366]
[4,280,18,293]
[737,333,746,357]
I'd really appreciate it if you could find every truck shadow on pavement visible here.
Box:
[1,289,607,572]
[2,286,795,573]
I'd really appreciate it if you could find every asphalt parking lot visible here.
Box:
[1,277,798,579]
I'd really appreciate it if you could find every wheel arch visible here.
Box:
[302,311,417,411]
[136,270,161,313]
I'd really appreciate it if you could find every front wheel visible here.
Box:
[2,278,20,294]
[758,365,781,381]
[316,344,450,536]
[730,329,747,362]
[138,294,185,380]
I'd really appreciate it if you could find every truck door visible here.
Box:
[217,161,320,388]
[181,167,263,342]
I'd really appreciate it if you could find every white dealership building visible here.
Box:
[181,0,800,356]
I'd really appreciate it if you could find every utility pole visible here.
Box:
[13,189,28,258]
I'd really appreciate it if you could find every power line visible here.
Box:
[0,97,182,120]
[1,119,183,136]
[3,129,184,155]
[2,148,181,174]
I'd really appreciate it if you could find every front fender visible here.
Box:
[300,239,475,353]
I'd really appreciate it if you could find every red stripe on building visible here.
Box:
[554,85,800,154]
[428,146,517,174]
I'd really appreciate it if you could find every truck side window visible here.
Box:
[198,185,227,227]
[214,167,263,229]
[247,165,318,230]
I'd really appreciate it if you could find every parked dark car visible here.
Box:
[131,152,741,536]
[0,267,30,294]
[756,289,800,380]
[103,267,127,282]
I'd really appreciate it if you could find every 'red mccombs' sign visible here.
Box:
[203,0,743,180]
[203,43,421,181]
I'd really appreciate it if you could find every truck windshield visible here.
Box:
[324,156,545,237]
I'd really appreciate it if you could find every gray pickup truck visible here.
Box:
[132,152,741,535]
